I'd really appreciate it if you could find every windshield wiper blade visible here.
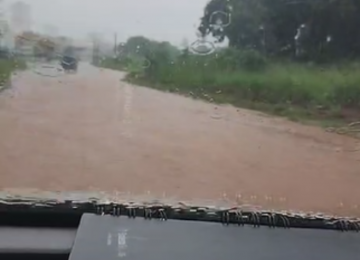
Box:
[0,191,359,232]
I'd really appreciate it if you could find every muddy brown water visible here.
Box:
[0,63,359,216]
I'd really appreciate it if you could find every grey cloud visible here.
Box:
[4,0,209,45]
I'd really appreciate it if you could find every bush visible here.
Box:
[0,57,26,87]
[131,50,360,117]
[239,49,268,71]
[98,36,360,122]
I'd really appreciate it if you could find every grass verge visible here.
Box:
[99,56,360,135]
[0,58,27,92]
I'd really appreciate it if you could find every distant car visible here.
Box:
[60,55,78,73]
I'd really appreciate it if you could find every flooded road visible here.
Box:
[0,63,360,216]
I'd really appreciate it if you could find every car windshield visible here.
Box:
[0,0,359,223]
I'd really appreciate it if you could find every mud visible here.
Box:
[0,63,359,216]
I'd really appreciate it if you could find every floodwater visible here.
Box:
[0,63,359,216]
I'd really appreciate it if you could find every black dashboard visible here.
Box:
[0,209,359,260]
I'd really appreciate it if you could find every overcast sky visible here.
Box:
[3,0,210,46]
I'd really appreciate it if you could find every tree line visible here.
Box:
[198,0,360,62]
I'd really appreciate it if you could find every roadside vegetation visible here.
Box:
[0,51,27,90]
[97,0,360,127]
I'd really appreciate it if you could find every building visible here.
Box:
[0,0,15,49]
[10,1,31,34]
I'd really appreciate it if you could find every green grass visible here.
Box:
[99,56,360,127]
[97,55,145,73]
[98,57,126,70]
[0,58,27,90]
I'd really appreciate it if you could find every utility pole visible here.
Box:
[89,32,100,65]
[91,37,98,65]
[113,32,117,57]
[92,39,99,65]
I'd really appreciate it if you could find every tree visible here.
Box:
[198,0,360,60]
[33,38,56,58]
[122,36,153,56]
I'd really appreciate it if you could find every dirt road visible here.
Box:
[0,63,359,216]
